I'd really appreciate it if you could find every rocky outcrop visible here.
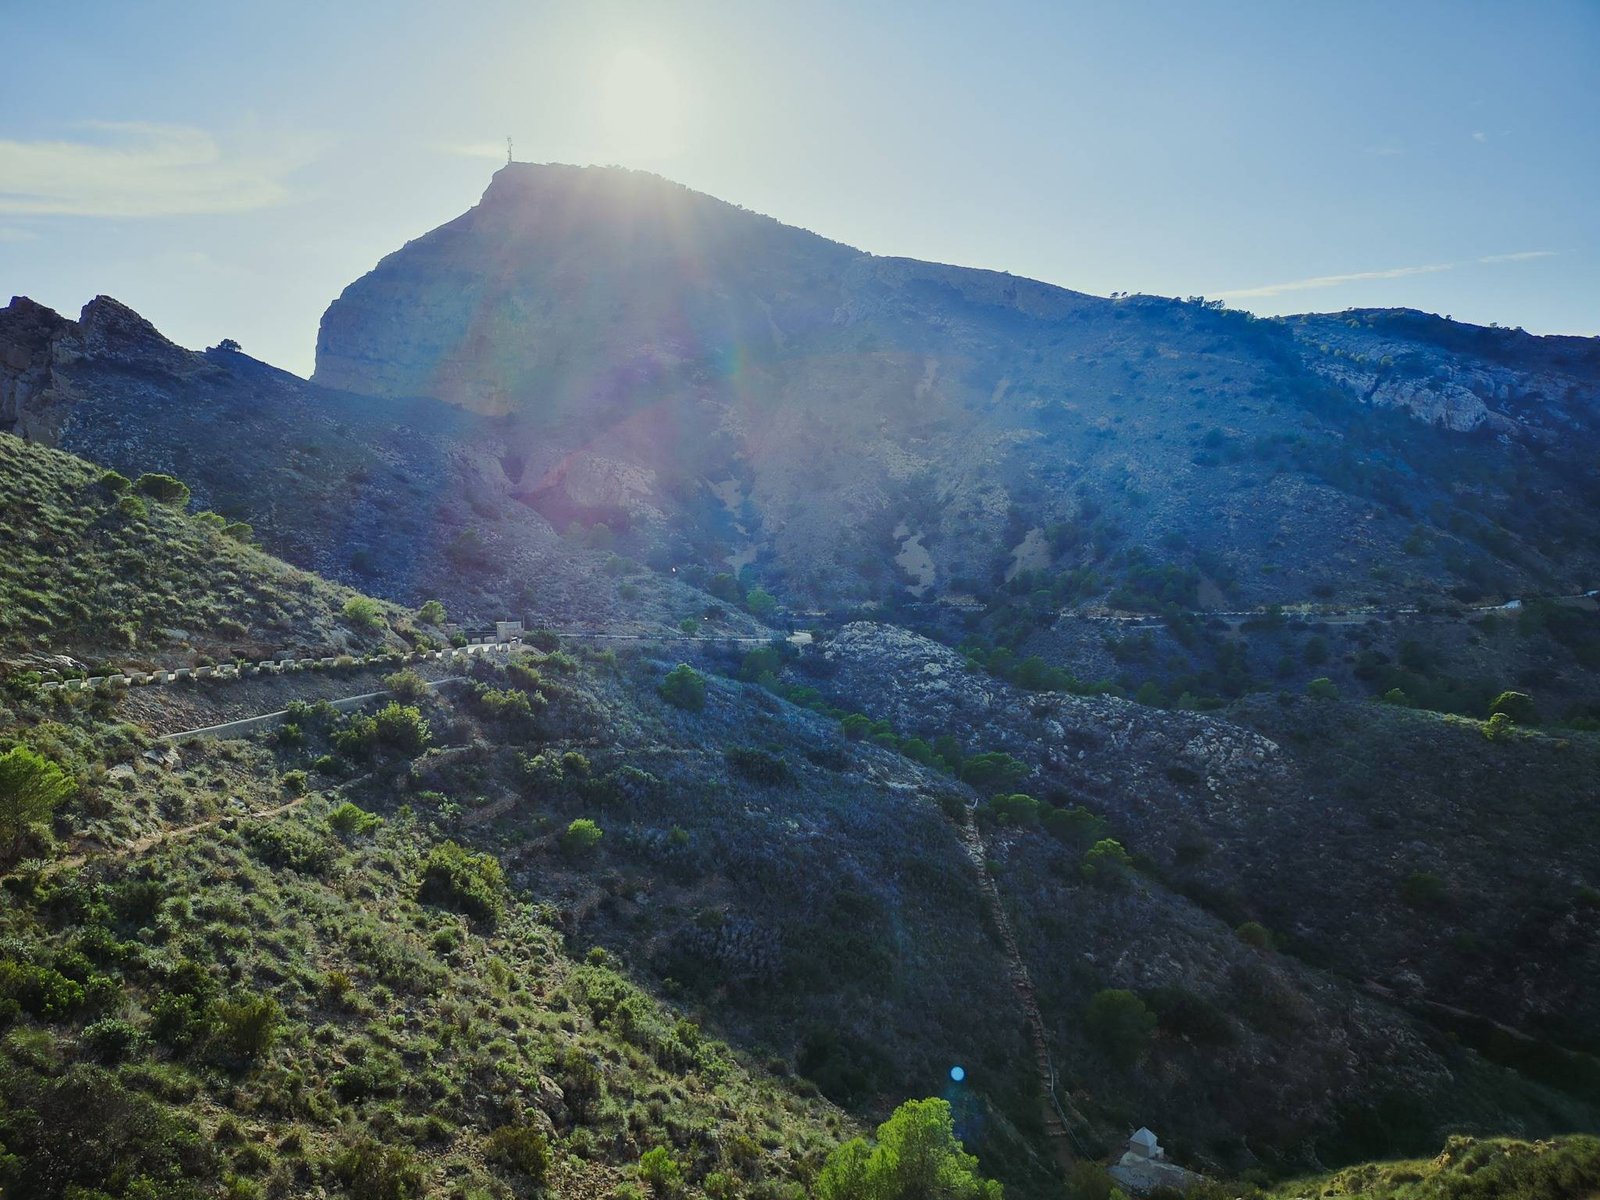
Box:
[1294,312,1598,437]
[0,295,215,444]
[1,297,79,442]
[822,620,1292,827]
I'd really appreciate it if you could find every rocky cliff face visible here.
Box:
[1,295,221,443]
[311,164,1600,610]
[1292,310,1600,436]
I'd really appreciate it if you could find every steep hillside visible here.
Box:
[313,163,1600,613]
[1259,1133,1600,1200]
[0,732,849,1200]
[809,622,1600,1152]
[2,437,1596,1197]
[8,634,1594,1198]
[0,433,412,668]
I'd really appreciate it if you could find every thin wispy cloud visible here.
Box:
[1214,251,1556,301]
[1471,130,1488,143]
[0,226,38,242]
[1478,250,1553,264]
[0,123,314,218]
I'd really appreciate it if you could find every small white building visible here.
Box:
[1125,1127,1164,1162]
[1108,1127,1203,1196]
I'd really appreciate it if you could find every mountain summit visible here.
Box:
[313,163,1600,610]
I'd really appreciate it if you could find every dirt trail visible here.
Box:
[12,795,311,882]
[11,772,377,884]
[960,805,1085,1178]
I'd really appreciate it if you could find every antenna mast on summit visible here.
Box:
[506,136,513,166]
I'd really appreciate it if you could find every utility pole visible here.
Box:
[506,136,513,166]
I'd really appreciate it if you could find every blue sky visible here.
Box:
[3,0,1596,376]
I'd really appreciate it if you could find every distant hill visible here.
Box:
[313,163,1600,613]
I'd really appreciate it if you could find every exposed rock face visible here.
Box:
[823,621,1295,836]
[1,297,83,442]
[1292,311,1599,436]
[0,295,219,444]
[316,163,858,413]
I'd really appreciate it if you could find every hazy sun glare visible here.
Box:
[600,48,683,162]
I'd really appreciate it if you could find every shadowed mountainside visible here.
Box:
[313,163,1600,613]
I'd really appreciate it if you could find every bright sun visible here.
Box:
[600,48,683,161]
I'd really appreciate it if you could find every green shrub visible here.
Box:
[1482,712,1517,742]
[0,960,87,1019]
[212,993,283,1062]
[959,751,1029,791]
[97,469,131,493]
[280,769,308,795]
[1043,804,1107,851]
[725,746,791,785]
[1082,838,1133,887]
[638,1146,685,1198]
[82,1017,144,1063]
[335,702,431,760]
[417,599,447,625]
[839,713,874,740]
[985,792,1040,825]
[1306,677,1339,700]
[1084,988,1157,1067]
[327,801,381,837]
[1235,921,1275,950]
[418,840,505,926]
[1490,690,1537,724]
[116,494,148,520]
[1401,870,1449,909]
[342,595,385,631]
[248,820,337,875]
[816,1097,1001,1200]
[0,1063,217,1196]
[552,1046,602,1120]
[1143,984,1235,1046]
[470,684,538,726]
[0,745,75,860]
[133,472,190,505]
[562,818,604,858]
[658,664,707,711]
[222,521,254,542]
[383,669,428,701]
[333,1137,424,1200]
[486,1123,550,1181]
[746,587,778,619]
